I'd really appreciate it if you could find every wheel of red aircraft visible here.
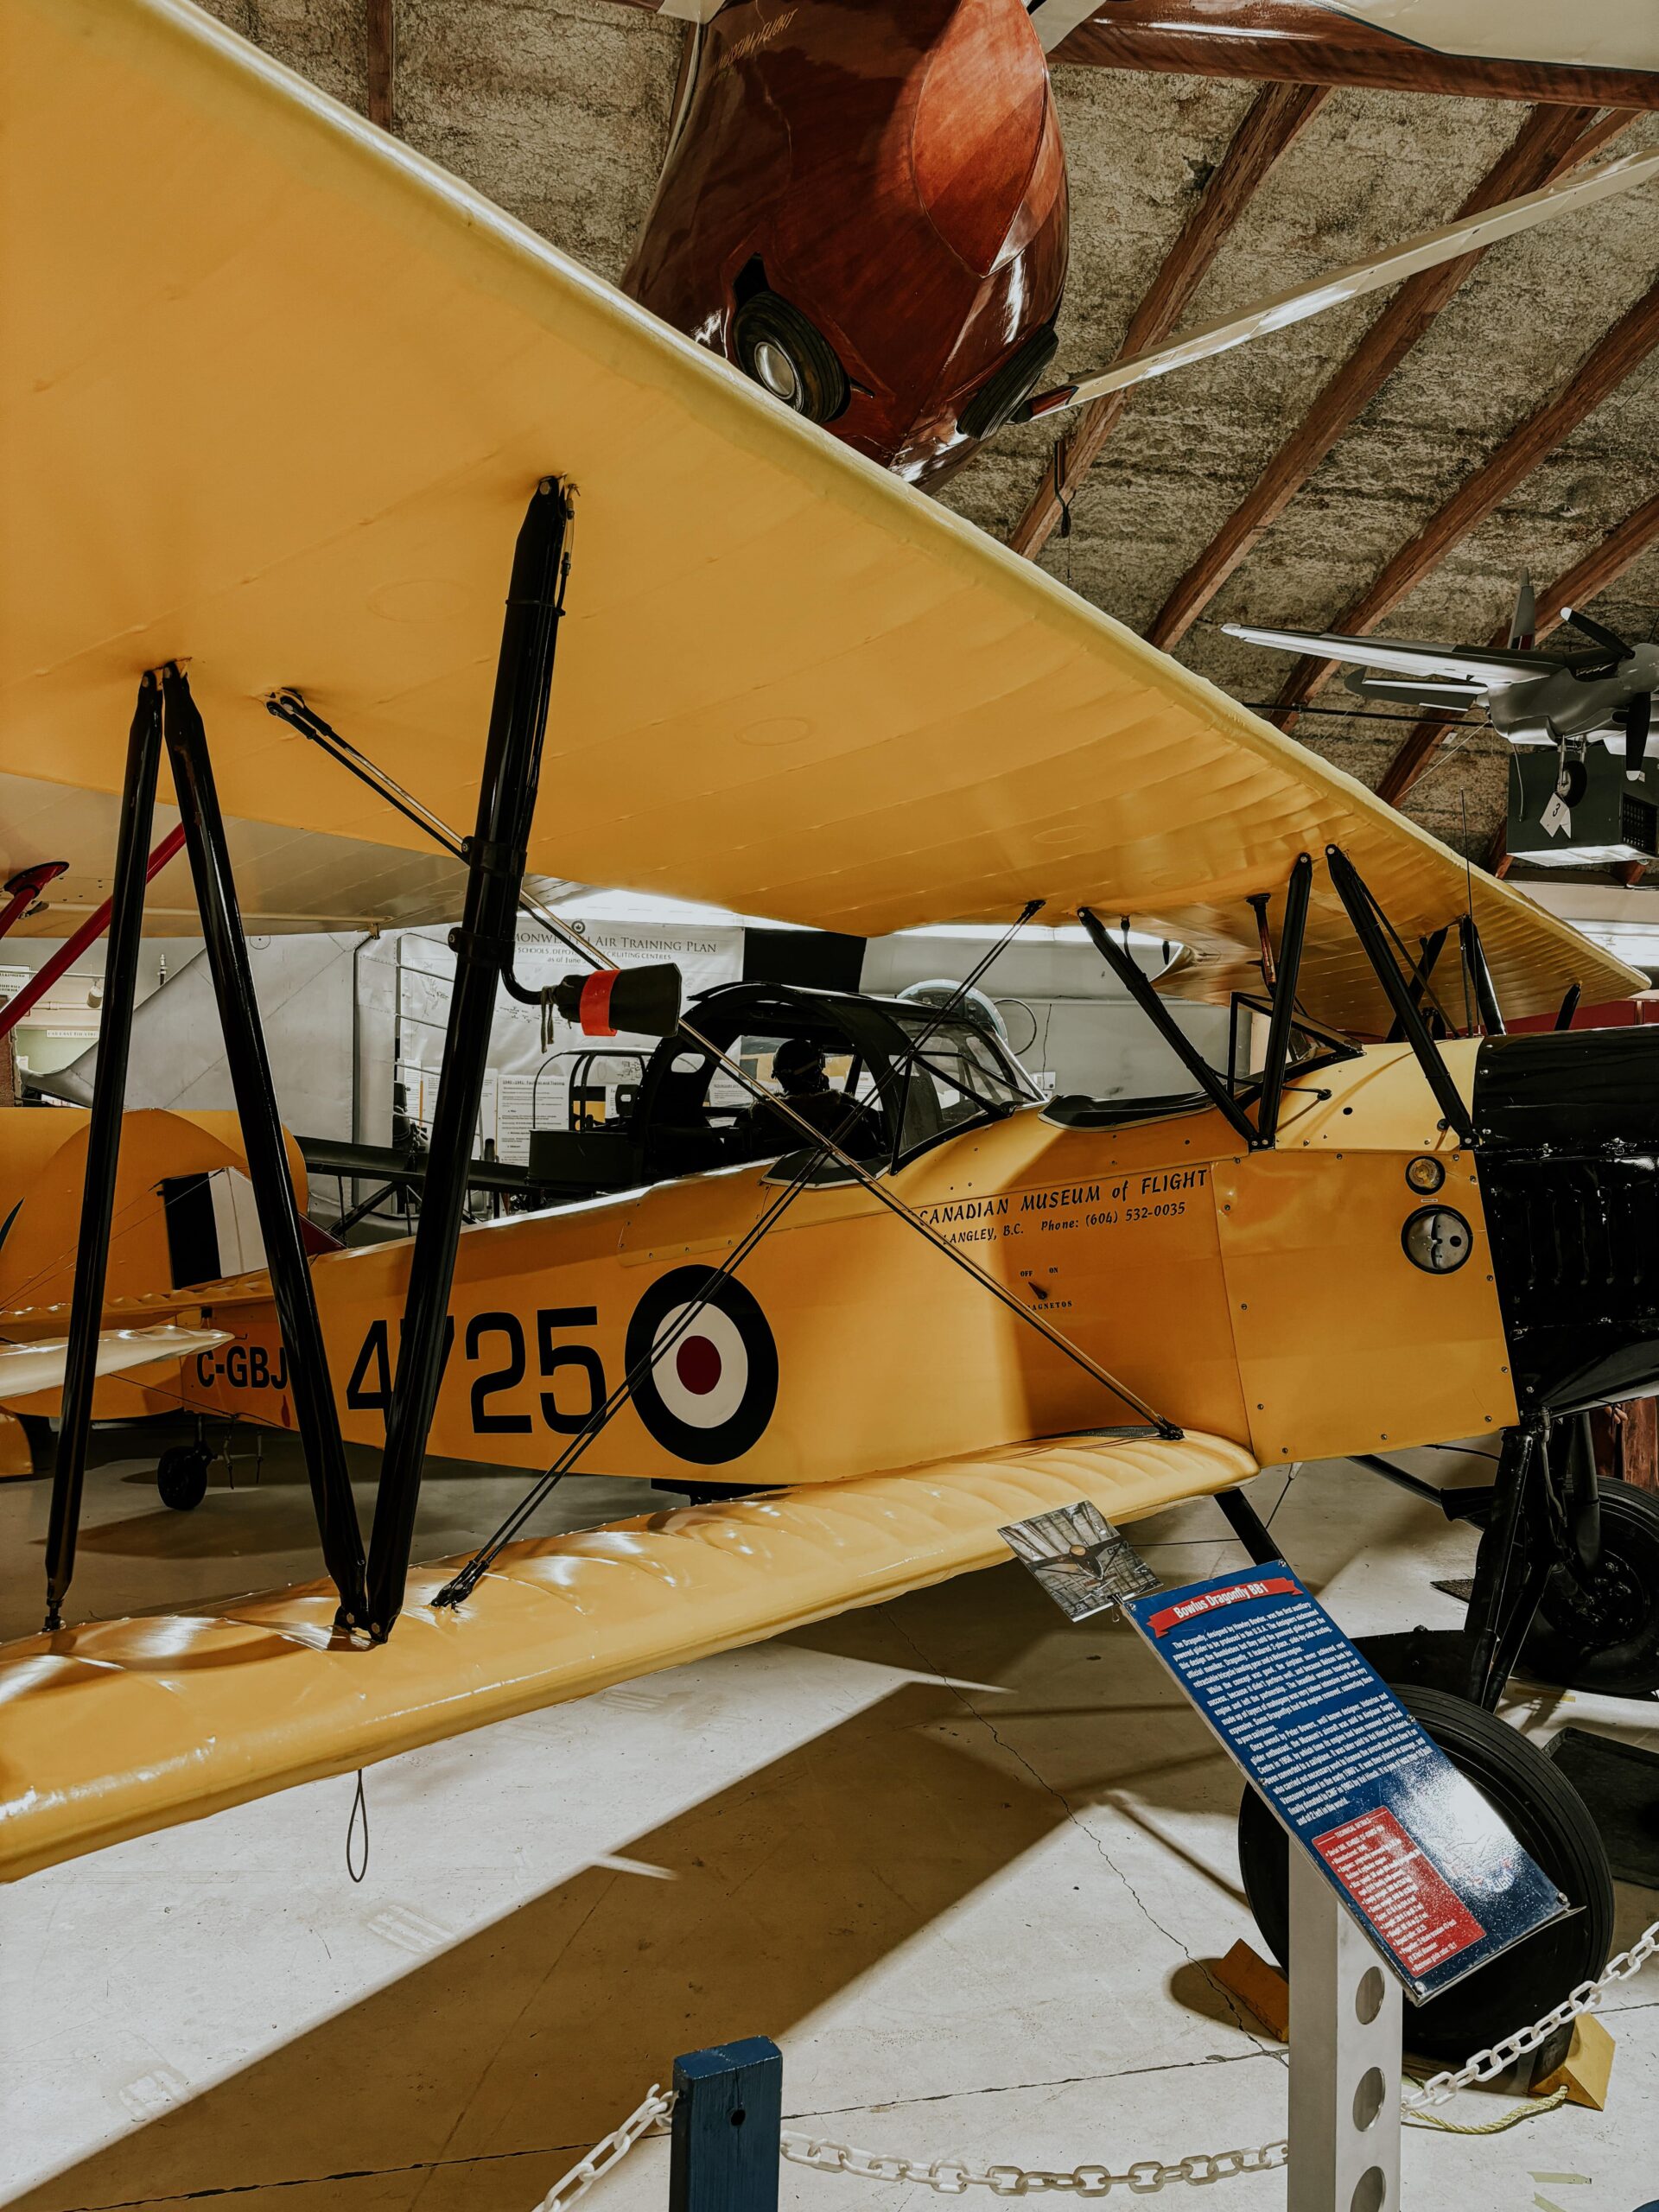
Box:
[156,1441,212,1512]
[1518,1477,1659,1697]
[1237,1688,1612,2072]
[730,290,849,425]
[956,323,1060,441]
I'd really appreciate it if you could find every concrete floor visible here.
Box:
[2,1433,1656,2211]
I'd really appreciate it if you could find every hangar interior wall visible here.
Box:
[14,922,1230,1155]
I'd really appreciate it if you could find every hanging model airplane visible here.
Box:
[3,0,1657,2063]
[612,0,1659,480]
[1227,578,1659,811]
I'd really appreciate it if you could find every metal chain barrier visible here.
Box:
[779,2131,1289,2195]
[530,2086,675,2212]
[532,1923,1658,2207]
[1403,1913,1659,2109]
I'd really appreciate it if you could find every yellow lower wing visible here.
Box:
[0,1431,1253,1880]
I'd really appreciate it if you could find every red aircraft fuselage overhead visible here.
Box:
[622,0,1068,484]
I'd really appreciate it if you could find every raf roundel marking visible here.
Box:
[626,1266,779,1465]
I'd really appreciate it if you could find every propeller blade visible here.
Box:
[1508,571,1535,652]
[1018,145,1659,423]
[1625,690,1651,779]
[1562,604,1633,660]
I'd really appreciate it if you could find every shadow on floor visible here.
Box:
[16,1677,1076,2212]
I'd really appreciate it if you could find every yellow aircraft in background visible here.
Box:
[3,0,1657,2069]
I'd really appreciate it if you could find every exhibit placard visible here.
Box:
[1122,1567,1569,2002]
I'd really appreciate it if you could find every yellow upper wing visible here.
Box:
[0,1432,1253,1879]
[3,0,1638,1027]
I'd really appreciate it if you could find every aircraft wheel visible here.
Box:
[731,291,848,424]
[957,323,1059,441]
[1524,1477,1659,1697]
[1555,759,1589,807]
[1237,1687,1611,2069]
[157,1442,211,1512]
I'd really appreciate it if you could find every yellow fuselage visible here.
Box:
[180,1040,1517,1480]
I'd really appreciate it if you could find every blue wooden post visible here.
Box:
[669,2037,781,2212]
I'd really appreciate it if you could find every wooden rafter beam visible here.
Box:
[1269,272,1659,729]
[1007,79,1329,563]
[1147,104,1630,652]
[366,0,394,131]
[1377,487,1659,805]
[1053,1,1659,113]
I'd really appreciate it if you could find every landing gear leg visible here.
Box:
[1552,734,1588,810]
[1465,1421,1551,1708]
[1525,1472,1659,1696]
[1468,1417,1659,1700]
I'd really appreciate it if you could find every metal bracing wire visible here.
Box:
[271,703,1185,1605]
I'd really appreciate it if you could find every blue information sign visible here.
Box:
[1122,1566,1568,2002]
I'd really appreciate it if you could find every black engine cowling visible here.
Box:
[1476,1026,1659,1415]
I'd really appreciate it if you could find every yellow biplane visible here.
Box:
[4,0,1658,2061]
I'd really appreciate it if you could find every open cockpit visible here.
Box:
[525,980,1041,1201]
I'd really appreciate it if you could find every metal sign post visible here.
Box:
[1288,1847,1402,2212]
[997,1529,1574,2212]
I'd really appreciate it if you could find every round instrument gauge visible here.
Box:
[1405,1154,1446,1194]
[1402,1206,1472,1274]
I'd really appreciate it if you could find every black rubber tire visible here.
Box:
[1238,1687,1612,2067]
[157,1442,211,1512]
[1526,1476,1659,1696]
[1556,758,1589,807]
[730,291,848,424]
[957,323,1059,441]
